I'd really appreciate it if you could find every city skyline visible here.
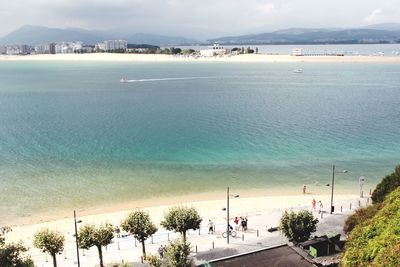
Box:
[1,0,400,39]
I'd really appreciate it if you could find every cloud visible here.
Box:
[1,0,400,39]
[364,8,385,23]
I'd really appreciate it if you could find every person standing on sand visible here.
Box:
[318,200,323,214]
[303,184,307,194]
[234,216,239,230]
[208,220,214,234]
[312,199,316,211]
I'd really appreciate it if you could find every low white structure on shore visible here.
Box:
[200,43,227,57]
[292,48,303,56]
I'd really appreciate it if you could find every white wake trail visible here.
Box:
[121,77,213,83]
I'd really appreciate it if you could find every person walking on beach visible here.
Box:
[312,199,316,211]
[318,200,323,214]
[303,184,307,194]
[208,220,214,234]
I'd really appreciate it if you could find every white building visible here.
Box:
[5,46,21,55]
[200,43,227,57]
[96,40,128,52]
[35,44,51,54]
[55,42,82,54]
[292,48,303,56]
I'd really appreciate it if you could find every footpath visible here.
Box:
[30,196,369,267]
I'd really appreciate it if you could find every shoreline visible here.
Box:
[1,53,400,63]
[4,188,306,227]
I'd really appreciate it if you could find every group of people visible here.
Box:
[312,198,324,213]
[207,216,249,234]
[234,216,248,231]
[158,245,167,258]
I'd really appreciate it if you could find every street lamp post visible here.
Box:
[226,186,239,244]
[330,165,348,214]
[74,210,82,267]
[227,186,229,244]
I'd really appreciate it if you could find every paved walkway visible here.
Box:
[31,196,369,267]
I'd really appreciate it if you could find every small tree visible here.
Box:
[121,210,157,259]
[279,210,318,244]
[33,229,65,267]
[161,206,202,242]
[0,242,34,267]
[1,227,33,267]
[77,223,114,267]
[165,239,191,267]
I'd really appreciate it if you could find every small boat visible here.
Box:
[120,78,128,83]
[293,69,303,74]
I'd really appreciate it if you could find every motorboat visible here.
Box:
[120,78,128,83]
[293,69,303,73]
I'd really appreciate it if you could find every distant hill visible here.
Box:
[364,23,400,31]
[208,26,400,45]
[0,25,199,46]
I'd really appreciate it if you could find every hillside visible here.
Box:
[208,27,400,45]
[0,25,199,46]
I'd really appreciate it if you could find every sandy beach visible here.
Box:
[1,53,400,63]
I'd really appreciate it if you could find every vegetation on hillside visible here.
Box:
[342,187,400,266]
[371,165,400,203]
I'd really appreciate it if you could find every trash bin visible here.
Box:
[331,206,335,213]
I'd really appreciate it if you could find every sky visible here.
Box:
[1,0,400,39]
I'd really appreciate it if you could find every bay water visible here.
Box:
[0,61,399,224]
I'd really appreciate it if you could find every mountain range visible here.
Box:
[1,23,400,46]
[0,25,199,46]
[208,24,400,45]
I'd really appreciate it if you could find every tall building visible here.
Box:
[102,40,128,51]
[49,43,56,54]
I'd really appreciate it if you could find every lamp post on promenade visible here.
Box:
[74,210,82,267]
[330,165,348,214]
[226,186,239,244]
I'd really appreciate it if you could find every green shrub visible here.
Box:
[342,187,400,266]
[279,210,318,244]
[145,254,162,267]
[343,204,381,234]
[371,165,400,203]
[165,239,192,267]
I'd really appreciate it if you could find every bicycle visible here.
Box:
[222,229,237,238]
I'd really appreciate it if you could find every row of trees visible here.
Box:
[31,206,202,267]
[231,47,259,54]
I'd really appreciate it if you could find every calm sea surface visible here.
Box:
[0,61,399,224]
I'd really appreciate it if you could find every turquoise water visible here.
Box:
[0,61,399,224]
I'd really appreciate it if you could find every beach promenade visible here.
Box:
[9,194,370,267]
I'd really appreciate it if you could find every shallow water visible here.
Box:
[0,61,399,224]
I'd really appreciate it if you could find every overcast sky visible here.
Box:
[1,0,400,39]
